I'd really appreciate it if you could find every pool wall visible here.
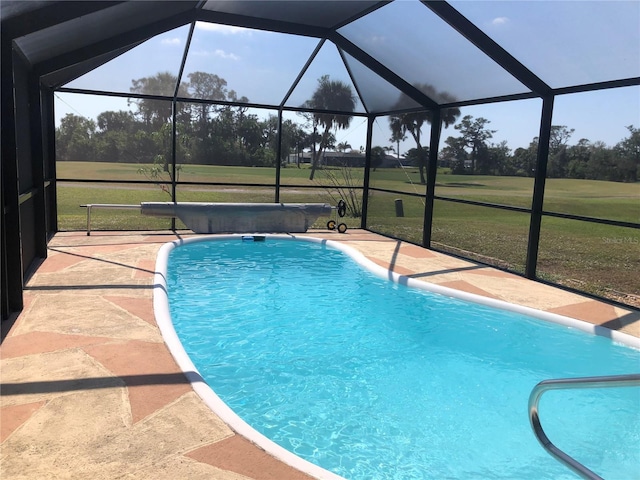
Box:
[153,234,639,480]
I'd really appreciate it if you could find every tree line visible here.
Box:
[56,71,639,183]
[438,118,639,182]
[388,84,638,183]
[56,71,310,170]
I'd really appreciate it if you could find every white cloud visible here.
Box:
[214,49,240,61]
[161,37,182,46]
[191,48,240,60]
[195,22,250,35]
[492,17,509,26]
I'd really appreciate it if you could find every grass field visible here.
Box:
[56,161,640,305]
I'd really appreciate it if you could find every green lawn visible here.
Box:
[55,161,639,305]
[58,185,360,233]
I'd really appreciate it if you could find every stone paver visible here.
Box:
[1,229,637,479]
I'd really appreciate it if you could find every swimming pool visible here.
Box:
[155,235,640,480]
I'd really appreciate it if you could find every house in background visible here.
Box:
[287,151,400,168]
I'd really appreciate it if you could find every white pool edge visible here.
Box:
[154,235,346,480]
[153,234,639,480]
[322,237,640,350]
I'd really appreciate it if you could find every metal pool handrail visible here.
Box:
[528,373,640,480]
[81,204,141,236]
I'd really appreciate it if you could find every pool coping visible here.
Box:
[153,233,640,480]
[154,235,345,480]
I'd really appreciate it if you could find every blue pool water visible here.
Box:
[166,237,639,480]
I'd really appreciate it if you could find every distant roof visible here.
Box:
[3,1,638,114]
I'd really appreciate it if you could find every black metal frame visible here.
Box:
[2,41,25,320]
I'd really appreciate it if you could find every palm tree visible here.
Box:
[389,84,460,183]
[389,117,407,161]
[337,141,352,153]
[305,75,357,180]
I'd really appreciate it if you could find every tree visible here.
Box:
[128,72,191,171]
[454,115,495,174]
[336,141,351,153]
[549,125,575,154]
[370,145,387,171]
[187,72,229,101]
[404,146,430,171]
[389,116,407,160]
[304,75,356,180]
[129,72,188,127]
[511,140,538,177]
[236,113,263,158]
[440,136,467,173]
[547,125,575,178]
[56,113,96,160]
[389,84,460,183]
[278,120,304,167]
[613,125,640,182]
[565,138,591,179]
[586,141,617,181]
[488,140,512,176]
[182,72,254,166]
[275,119,309,167]
[96,110,136,133]
[187,72,228,131]
[93,110,139,163]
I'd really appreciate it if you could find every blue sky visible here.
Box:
[56,0,640,154]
